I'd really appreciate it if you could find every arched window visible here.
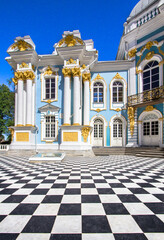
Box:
[112,81,123,103]
[143,61,159,91]
[93,82,104,103]
[113,118,122,138]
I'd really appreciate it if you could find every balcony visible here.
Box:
[128,86,164,107]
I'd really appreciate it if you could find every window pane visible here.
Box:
[152,67,159,75]
[152,74,159,82]
[143,71,150,78]
[143,84,150,91]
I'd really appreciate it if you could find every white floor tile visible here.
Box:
[33,203,60,215]
[123,203,153,215]
[145,233,164,240]
[107,215,143,233]
[0,215,31,233]
[51,216,81,233]
[99,194,121,203]
[17,233,50,240]
[135,194,161,203]
[47,189,65,195]
[61,195,81,203]
[82,233,115,240]
[22,195,45,203]
[0,203,19,214]
[13,188,33,195]
[82,203,105,215]
[0,194,10,203]
[113,188,132,194]
[81,188,98,195]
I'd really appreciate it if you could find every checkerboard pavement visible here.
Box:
[0,154,164,240]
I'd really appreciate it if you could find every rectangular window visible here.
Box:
[45,116,56,138]
[45,78,56,99]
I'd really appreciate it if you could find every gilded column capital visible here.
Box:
[72,67,81,77]
[82,72,91,83]
[12,71,24,85]
[62,67,71,77]
[24,70,35,80]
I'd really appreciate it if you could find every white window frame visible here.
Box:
[110,77,127,110]
[112,81,123,103]
[41,112,58,142]
[41,67,59,102]
[91,76,107,111]
[45,115,56,139]
[137,55,163,94]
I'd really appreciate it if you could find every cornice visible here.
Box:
[91,60,133,72]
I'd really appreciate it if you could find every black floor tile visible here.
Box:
[0,188,18,194]
[65,189,81,195]
[10,203,39,215]
[114,233,148,240]
[129,188,148,194]
[118,194,141,203]
[97,188,115,194]
[30,189,49,195]
[22,216,55,233]
[52,184,67,188]
[154,194,164,202]
[109,183,124,188]
[0,233,19,240]
[58,204,81,215]
[0,215,6,222]
[82,195,101,203]
[82,216,111,233]
[42,195,63,203]
[68,180,80,183]
[145,203,164,214]
[103,203,129,214]
[3,195,26,203]
[50,234,81,240]
[81,184,95,188]
[22,184,38,188]
[133,215,164,232]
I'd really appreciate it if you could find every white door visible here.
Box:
[112,118,123,146]
[93,119,104,146]
[142,114,159,146]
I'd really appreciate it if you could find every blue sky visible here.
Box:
[0,0,139,85]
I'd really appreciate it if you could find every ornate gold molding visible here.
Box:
[144,106,156,112]
[115,108,121,112]
[72,123,80,126]
[81,64,87,69]
[19,62,29,68]
[11,40,33,51]
[128,48,137,58]
[44,66,56,76]
[12,70,35,85]
[62,67,72,77]
[58,34,84,47]
[81,127,90,142]
[72,67,81,77]
[112,73,124,80]
[145,51,154,60]
[62,123,71,126]
[8,128,14,141]
[128,107,135,136]
[66,58,77,65]
[63,132,78,141]
[140,41,158,53]
[82,72,91,82]
[95,109,102,113]
[94,74,104,80]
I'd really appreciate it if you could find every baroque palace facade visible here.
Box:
[6,0,164,151]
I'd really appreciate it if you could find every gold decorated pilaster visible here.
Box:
[11,40,33,51]
[82,72,91,83]
[8,128,14,142]
[72,67,81,77]
[81,127,90,142]
[128,107,135,136]
[62,67,72,77]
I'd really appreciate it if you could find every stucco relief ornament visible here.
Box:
[11,40,33,51]
[62,67,72,77]
[82,72,91,82]
[72,67,81,77]
[145,51,154,60]
[112,73,124,80]
[127,107,135,136]
[12,70,35,85]
[24,71,35,80]
[44,66,55,76]
[81,127,90,142]
[145,106,155,112]
[128,48,137,58]
[19,62,29,68]
[66,58,77,65]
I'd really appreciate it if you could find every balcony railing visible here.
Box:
[128,86,164,107]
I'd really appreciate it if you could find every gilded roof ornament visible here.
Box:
[66,58,77,65]
[58,34,84,47]
[11,40,33,51]
[81,127,90,142]
[128,48,137,58]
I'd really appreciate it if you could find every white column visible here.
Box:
[62,68,71,125]
[17,79,24,126]
[83,73,91,126]
[73,72,81,125]
[26,79,33,126]
[15,85,18,126]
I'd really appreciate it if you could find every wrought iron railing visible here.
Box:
[128,86,164,106]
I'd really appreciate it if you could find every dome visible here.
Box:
[129,0,158,18]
